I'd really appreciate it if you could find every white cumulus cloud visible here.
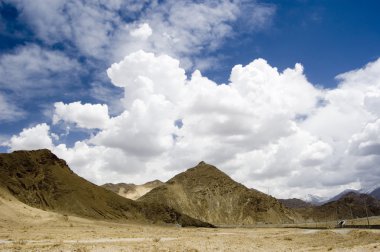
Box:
[349,119,380,156]
[6,123,54,151]
[53,102,110,129]
[5,51,380,199]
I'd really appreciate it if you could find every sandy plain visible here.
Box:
[1,189,380,251]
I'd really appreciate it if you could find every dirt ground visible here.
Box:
[1,190,380,251]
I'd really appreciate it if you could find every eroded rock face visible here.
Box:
[0,149,68,209]
[0,149,213,228]
[139,161,296,225]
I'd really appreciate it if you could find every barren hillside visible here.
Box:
[0,149,213,227]
[139,161,296,225]
[279,198,313,209]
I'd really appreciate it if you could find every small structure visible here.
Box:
[337,220,346,228]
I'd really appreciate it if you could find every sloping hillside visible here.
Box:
[279,198,313,208]
[139,161,296,225]
[102,180,164,200]
[0,149,213,227]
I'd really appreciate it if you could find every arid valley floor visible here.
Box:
[1,190,380,252]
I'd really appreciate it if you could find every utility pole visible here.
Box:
[349,203,354,220]
[364,198,370,228]
[336,205,339,227]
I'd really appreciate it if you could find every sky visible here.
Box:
[1,0,380,199]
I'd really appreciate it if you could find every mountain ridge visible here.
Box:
[370,187,380,200]
[139,161,297,225]
[302,186,380,205]
[0,149,213,227]
[295,192,380,221]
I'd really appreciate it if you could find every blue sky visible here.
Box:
[1,0,380,139]
[1,0,380,198]
[206,0,380,86]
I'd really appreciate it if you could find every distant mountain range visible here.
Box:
[280,187,380,222]
[302,194,329,206]
[296,192,380,221]
[302,187,380,206]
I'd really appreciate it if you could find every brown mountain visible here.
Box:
[279,198,313,209]
[0,149,213,227]
[296,192,380,221]
[139,161,296,226]
[102,180,164,200]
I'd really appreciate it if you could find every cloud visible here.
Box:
[53,140,179,185]
[299,140,333,167]
[0,92,24,121]
[349,119,380,156]
[292,58,380,192]
[107,50,186,106]
[9,0,125,58]
[0,0,276,126]
[364,92,380,116]
[8,0,275,69]
[129,23,152,40]
[0,45,82,122]
[6,52,380,198]
[0,45,80,95]
[115,1,275,69]
[53,142,148,184]
[6,123,54,151]
[235,1,276,31]
[53,102,110,130]
[3,0,379,198]
[4,122,176,185]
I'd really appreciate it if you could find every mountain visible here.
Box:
[139,161,296,226]
[369,187,380,200]
[102,180,164,200]
[359,185,380,194]
[304,189,360,206]
[324,189,360,204]
[297,192,380,221]
[305,186,380,206]
[279,198,313,208]
[303,194,328,206]
[0,149,213,227]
